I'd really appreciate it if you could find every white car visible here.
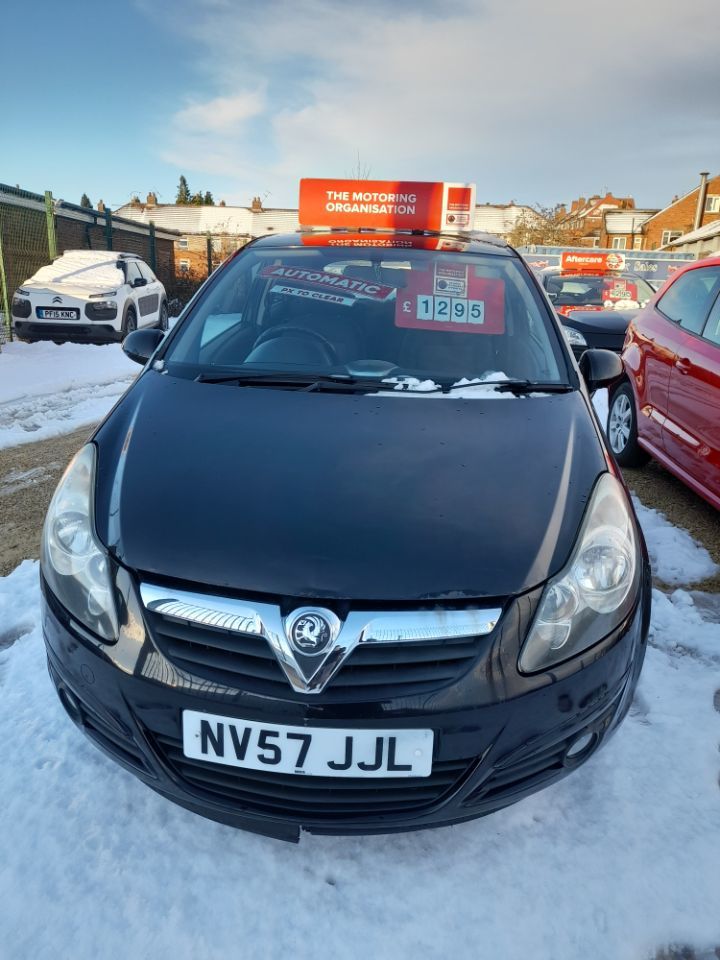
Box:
[12,250,168,344]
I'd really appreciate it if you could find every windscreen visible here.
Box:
[547,272,654,308]
[164,244,567,387]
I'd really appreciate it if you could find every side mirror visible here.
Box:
[579,348,623,392]
[122,327,165,365]
[133,276,148,288]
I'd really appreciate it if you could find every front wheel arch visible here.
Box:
[607,379,650,468]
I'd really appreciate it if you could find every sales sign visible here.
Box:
[299,179,476,233]
[395,263,505,335]
[560,251,626,273]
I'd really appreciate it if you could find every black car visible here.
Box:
[41,229,650,842]
[561,307,639,360]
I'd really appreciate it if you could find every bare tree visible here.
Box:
[508,203,584,247]
[347,151,372,180]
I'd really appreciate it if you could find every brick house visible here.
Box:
[640,172,720,250]
[560,192,636,247]
[599,209,659,251]
[116,195,300,278]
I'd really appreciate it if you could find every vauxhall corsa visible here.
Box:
[41,179,650,841]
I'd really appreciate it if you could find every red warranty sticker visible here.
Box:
[602,278,637,302]
[260,265,394,301]
[395,264,505,334]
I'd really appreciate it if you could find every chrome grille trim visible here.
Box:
[140,582,502,695]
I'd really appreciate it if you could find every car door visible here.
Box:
[665,281,720,506]
[636,266,720,455]
[137,261,162,325]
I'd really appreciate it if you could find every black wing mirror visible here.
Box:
[122,327,165,365]
[579,348,623,392]
[132,276,148,288]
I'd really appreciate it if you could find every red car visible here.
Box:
[608,256,720,509]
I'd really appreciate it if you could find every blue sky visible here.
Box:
[4,0,720,212]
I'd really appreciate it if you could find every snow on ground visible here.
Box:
[633,496,719,584]
[592,386,609,425]
[0,340,137,449]
[1,504,719,959]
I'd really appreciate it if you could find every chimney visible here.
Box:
[219,199,226,207]
[251,195,263,213]
[694,171,710,230]
[146,192,157,207]
[557,204,567,217]
[97,199,105,212]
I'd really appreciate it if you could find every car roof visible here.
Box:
[663,254,720,281]
[245,229,514,257]
[540,266,645,279]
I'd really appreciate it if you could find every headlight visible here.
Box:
[41,445,118,642]
[90,300,117,311]
[519,473,639,673]
[563,326,587,348]
[89,290,118,298]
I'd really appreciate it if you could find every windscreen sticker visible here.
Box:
[260,265,394,301]
[270,284,356,306]
[395,263,505,334]
[602,278,638,302]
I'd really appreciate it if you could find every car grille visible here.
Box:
[152,731,472,819]
[145,609,487,700]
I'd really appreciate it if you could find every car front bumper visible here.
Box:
[41,568,650,843]
[13,320,120,343]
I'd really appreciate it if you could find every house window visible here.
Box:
[611,237,627,250]
[633,236,643,250]
[705,195,720,213]
[661,230,682,246]
[178,237,189,250]
[179,259,190,273]
[589,237,600,248]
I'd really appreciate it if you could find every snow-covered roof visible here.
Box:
[117,202,534,240]
[472,204,537,236]
[28,250,126,290]
[115,203,300,238]
[603,210,657,233]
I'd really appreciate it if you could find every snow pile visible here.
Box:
[27,250,124,291]
[633,496,719,584]
[592,386,609,425]
[0,553,718,958]
[0,341,137,449]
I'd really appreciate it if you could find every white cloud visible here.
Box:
[149,0,720,207]
[173,90,265,133]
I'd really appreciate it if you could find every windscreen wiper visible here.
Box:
[490,380,573,394]
[195,371,433,393]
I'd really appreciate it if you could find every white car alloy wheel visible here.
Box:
[609,391,632,454]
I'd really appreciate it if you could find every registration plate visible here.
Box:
[182,710,434,778]
[37,307,79,320]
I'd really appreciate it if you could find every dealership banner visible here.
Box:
[520,245,695,282]
[299,179,476,232]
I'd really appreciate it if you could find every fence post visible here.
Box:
[105,208,113,250]
[0,216,11,347]
[149,221,157,272]
[45,190,57,260]
[206,233,212,276]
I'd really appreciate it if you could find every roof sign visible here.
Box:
[299,179,476,233]
[561,251,626,274]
